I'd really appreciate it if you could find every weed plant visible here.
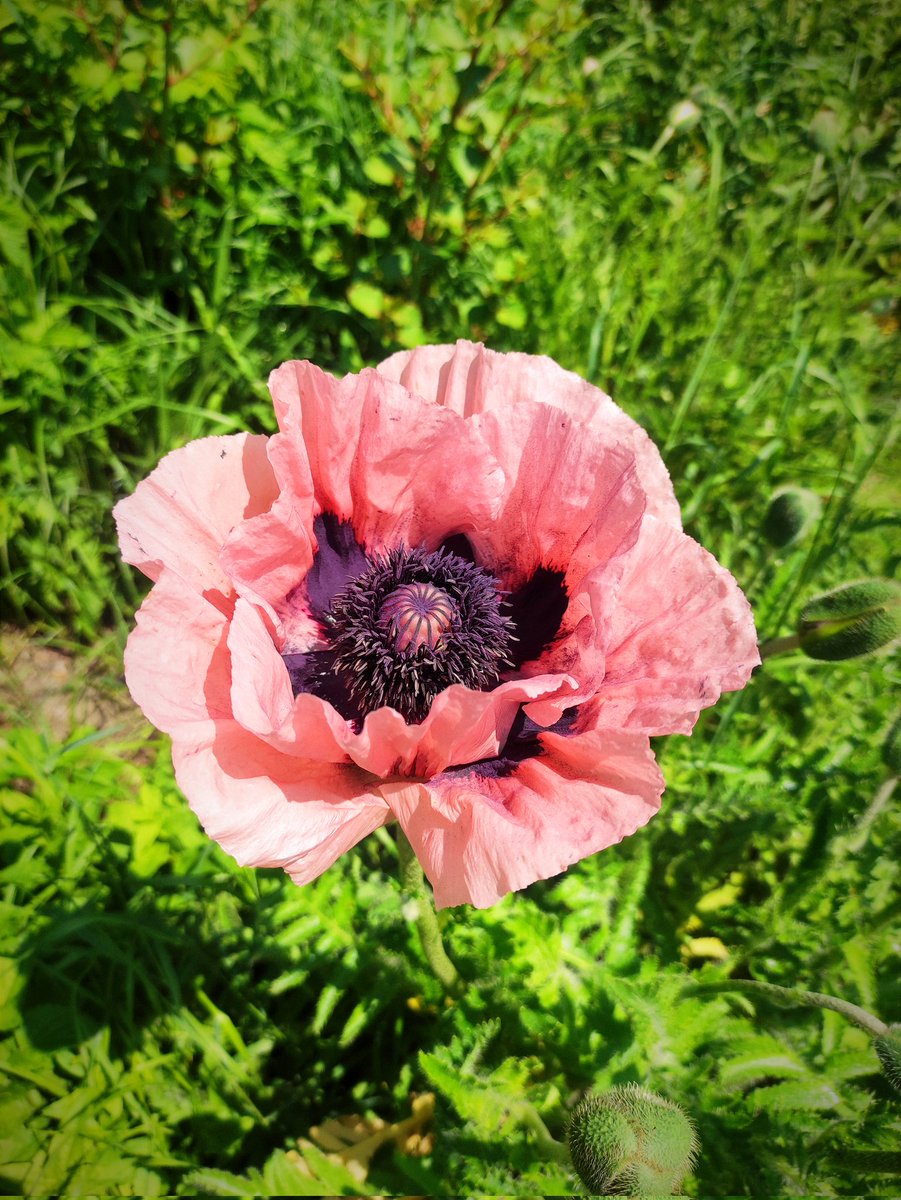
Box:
[1,0,899,1194]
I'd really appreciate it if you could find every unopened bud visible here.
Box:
[762,487,822,549]
[669,99,701,131]
[874,1024,901,1094]
[798,580,901,661]
[809,107,844,153]
[568,1084,698,1196]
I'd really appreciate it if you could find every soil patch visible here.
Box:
[0,627,146,744]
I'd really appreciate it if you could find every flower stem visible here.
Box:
[841,776,897,854]
[758,632,802,660]
[691,978,888,1036]
[396,828,461,994]
[518,1103,570,1163]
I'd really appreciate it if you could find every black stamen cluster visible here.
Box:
[327,546,515,724]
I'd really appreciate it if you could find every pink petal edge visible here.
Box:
[124,568,232,736]
[114,432,278,603]
[377,340,682,528]
[587,514,761,735]
[384,727,665,908]
[265,359,505,553]
[172,719,391,880]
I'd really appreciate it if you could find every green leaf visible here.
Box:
[496,300,527,330]
[749,1079,841,1112]
[720,1042,808,1090]
[290,1143,375,1195]
[0,957,23,1031]
[347,282,387,318]
[185,1166,262,1196]
[261,1151,327,1196]
[0,196,31,271]
[362,156,396,186]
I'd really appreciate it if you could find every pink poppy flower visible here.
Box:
[115,341,759,909]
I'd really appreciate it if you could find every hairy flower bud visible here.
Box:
[874,1025,901,1094]
[568,1084,698,1196]
[798,580,901,661]
[762,487,821,549]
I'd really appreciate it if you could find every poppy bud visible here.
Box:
[568,1084,698,1196]
[762,487,821,549]
[798,580,901,661]
[668,99,701,131]
[874,1024,901,1094]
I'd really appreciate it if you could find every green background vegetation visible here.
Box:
[1,0,899,1193]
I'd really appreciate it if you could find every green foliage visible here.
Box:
[186,1144,375,1196]
[1,0,900,1195]
[3,0,898,638]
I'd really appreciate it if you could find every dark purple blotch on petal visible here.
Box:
[442,535,568,665]
[440,532,477,563]
[441,706,579,780]
[304,513,368,620]
[281,648,366,728]
[507,567,568,666]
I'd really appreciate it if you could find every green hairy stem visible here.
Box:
[396,828,461,993]
[691,978,888,1037]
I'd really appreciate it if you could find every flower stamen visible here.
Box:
[327,546,514,723]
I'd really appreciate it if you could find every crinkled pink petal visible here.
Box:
[219,486,316,632]
[266,360,505,553]
[401,678,575,778]
[226,594,580,776]
[519,568,609,725]
[124,568,232,735]
[459,400,644,722]
[378,340,681,528]
[348,675,580,778]
[585,514,760,735]
[227,596,350,762]
[470,400,646,591]
[172,720,390,881]
[114,433,278,604]
[383,728,664,909]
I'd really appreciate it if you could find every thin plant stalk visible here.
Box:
[759,632,802,659]
[691,978,888,1037]
[396,828,460,993]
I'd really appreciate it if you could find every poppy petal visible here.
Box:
[124,568,232,735]
[172,720,390,880]
[588,515,761,734]
[378,340,681,527]
[384,728,664,908]
[267,360,505,553]
[114,433,278,604]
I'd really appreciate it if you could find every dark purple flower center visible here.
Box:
[282,516,568,734]
[326,545,515,723]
